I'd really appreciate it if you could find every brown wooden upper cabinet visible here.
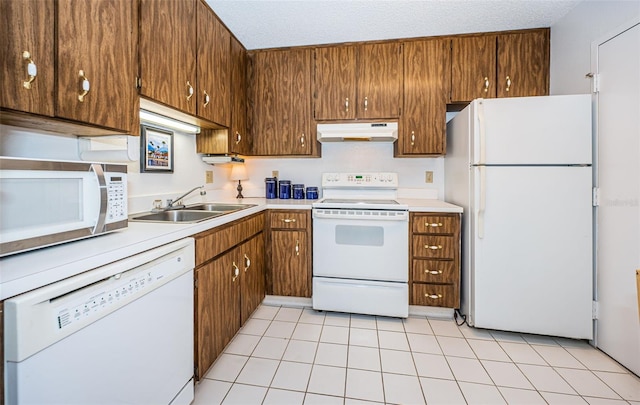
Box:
[451,29,549,103]
[248,48,316,156]
[496,30,550,98]
[196,1,231,126]
[314,43,402,120]
[396,38,451,156]
[139,0,197,116]
[1,0,137,135]
[229,36,250,155]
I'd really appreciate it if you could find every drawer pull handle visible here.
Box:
[186,80,194,101]
[483,76,490,93]
[77,70,90,102]
[282,218,297,223]
[345,97,349,112]
[425,270,443,275]
[22,51,37,89]
[295,240,300,256]
[232,262,240,281]
[244,254,251,272]
[427,222,443,227]
[424,244,443,250]
[411,131,415,146]
[425,293,443,300]
[203,90,210,107]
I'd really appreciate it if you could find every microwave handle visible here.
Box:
[90,163,108,234]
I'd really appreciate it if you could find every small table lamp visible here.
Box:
[230,163,248,198]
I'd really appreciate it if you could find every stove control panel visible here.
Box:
[322,172,398,188]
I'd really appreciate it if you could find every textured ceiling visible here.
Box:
[205,0,582,50]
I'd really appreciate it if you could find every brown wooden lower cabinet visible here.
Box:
[193,213,265,380]
[266,210,312,298]
[1,300,4,404]
[409,212,461,308]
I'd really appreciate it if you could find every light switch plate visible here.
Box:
[205,171,214,184]
[272,170,279,178]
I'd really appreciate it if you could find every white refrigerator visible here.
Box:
[444,95,593,339]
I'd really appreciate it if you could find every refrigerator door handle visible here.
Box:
[477,99,486,165]
[477,166,486,239]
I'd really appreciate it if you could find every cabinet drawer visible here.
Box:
[269,211,308,229]
[195,213,265,266]
[412,215,458,234]
[412,260,457,283]
[412,235,456,259]
[412,283,456,308]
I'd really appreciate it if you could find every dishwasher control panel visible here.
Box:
[54,253,185,330]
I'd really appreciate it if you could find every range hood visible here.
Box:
[201,155,245,164]
[317,122,398,142]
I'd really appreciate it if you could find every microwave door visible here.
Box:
[0,166,104,251]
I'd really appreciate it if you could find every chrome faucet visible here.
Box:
[165,186,206,210]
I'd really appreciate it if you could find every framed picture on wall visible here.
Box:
[140,125,174,173]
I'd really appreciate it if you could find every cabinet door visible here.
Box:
[357,42,402,119]
[497,30,549,97]
[451,35,497,102]
[398,38,450,156]
[240,234,265,324]
[197,1,230,126]
[314,46,357,120]
[195,249,240,379]
[250,48,312,156]
[140,0,197,115]
[271,230,310,297]
[230,36,250,154]
[1,0,55,116]
[56,0,136,132]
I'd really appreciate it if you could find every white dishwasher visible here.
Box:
[3,238,195,405]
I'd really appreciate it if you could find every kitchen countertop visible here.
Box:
[0,197,461,300]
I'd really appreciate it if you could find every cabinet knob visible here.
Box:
[411,131,415,147]
[295,240,300,256]
[427,222,443,227]
[244,254,251,272]
[363,97,368,111]
[483,77,490,93]
[22,51,37,89]
[505,76,511,92]
[78,70,90,102]
[186,81,194,101]
[424,293,443,300]
[345,97,349,112]
[424,244,443,250]
[203,90,210,107]
[424,269,443,275]
[235,132,242,144]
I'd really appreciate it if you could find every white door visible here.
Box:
[595,22,640,375]
[471,165,593,339]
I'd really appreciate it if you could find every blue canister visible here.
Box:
[293,184,305,199]
[265,177,277,199]
[306,186,318,200]
[279,180,291,199]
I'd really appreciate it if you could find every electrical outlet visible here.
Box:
[205,171,214,184]
[425,171,434,183]
[272,170,279,178]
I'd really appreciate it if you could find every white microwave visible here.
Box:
[0,157,128,257]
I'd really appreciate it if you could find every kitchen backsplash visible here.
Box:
[0,125,444,213]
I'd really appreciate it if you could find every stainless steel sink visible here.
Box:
[130,210,224,223]
[129,202,256,223]
[183,203,256,212]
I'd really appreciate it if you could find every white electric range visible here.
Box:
[311,172,409,318]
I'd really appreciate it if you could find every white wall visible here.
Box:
[0,126,443,212]
[550,0,640,95]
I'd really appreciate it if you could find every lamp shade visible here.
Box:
[229,164,248,181]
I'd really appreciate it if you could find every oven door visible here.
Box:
[312,208,409,282]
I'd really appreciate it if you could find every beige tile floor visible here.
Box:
[194,304,640,405]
